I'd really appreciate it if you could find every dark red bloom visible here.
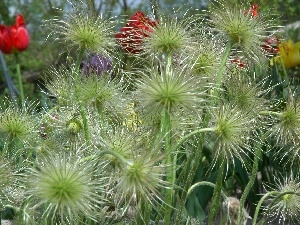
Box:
[230,57,246,69]
[262,35,280,55]
[0,14,30,54]
[115,12,157,53]
[244,4,258,18]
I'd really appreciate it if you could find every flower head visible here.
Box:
[24,152,106,223]
[115,11,157,53]
[82,54,112,77]
[0,101,38,142]
[224,71,268,114]
[0,14,30,54]
[189,31,225,78]
[269,100,300,146]
[142,7,198,56]
[210,104,255,168]
[264,173,300,224]
[208,1,276,62]
[135,65,203,119]
[115,152,167,208]
[47,0,116,55]
[272,39,300,68]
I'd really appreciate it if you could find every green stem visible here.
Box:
[278,56,292,99]
[15,59,24,104]
[214,42,233,99]
[96,149,128,165]
[175,42,232,225]
[208,161,224,225]
[259,110,282,117]
[73,47,91,145]
[163,108,173,225]
[237,144,260,224]
[161,52,175,224]
[75,48,85,73]
[173,127,216,153]
[187,181,227,200]
[238,131,271,224]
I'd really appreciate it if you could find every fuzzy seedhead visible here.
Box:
[46,0,117,57]
[142,6,200,56]
[208,0,278,63]
[24,152,107,224]
[135,65,204,120]
[0,101,38,143]
[263,173,300,224]
[115,153,168,211]
[210,104,255,169]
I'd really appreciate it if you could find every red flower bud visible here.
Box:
[0,14,30,54]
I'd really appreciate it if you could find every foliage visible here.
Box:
[0,0,300,225]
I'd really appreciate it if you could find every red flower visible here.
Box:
[0,14,30,54]
[262,35,280,55]
[244,4,258,18]
[115,12,157,53]
[230,57,246,69]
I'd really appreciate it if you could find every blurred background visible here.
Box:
[0,0,299,103]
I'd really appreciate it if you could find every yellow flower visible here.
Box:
[272,40,300,68]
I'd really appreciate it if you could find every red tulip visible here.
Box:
[115,12,157,53]
[0,14,30,54]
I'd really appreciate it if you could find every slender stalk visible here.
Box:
[0,52,17,102]
[173,127,216,153]
[175,42,233,225]
[75,48,85,72]
[187,181,227,200]
[15,54,24,104]
[259,110,282,117]
[74,47,91,145]
[96,149,128,165]
[237,143,260,224]
[237,131,271,224]
[176,42,232,225]
[214,42,233,99]
[163,107,173,225]
[208,161,224,225]
[161,52,175,224]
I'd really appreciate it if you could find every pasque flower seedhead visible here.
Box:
[224,71,268,115]
[135,64,204,120]
[47,0,116,56]
[208,1,277,62]
[211,104,255,168]
[24,152,106,223]
[264,173,300,224]
[270,100,300,146]
[190,32,225,79]
[142,7,199,56]
[115,152,167,209]
[0,101,38,142]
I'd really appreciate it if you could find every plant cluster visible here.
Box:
[0,0,300,224]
